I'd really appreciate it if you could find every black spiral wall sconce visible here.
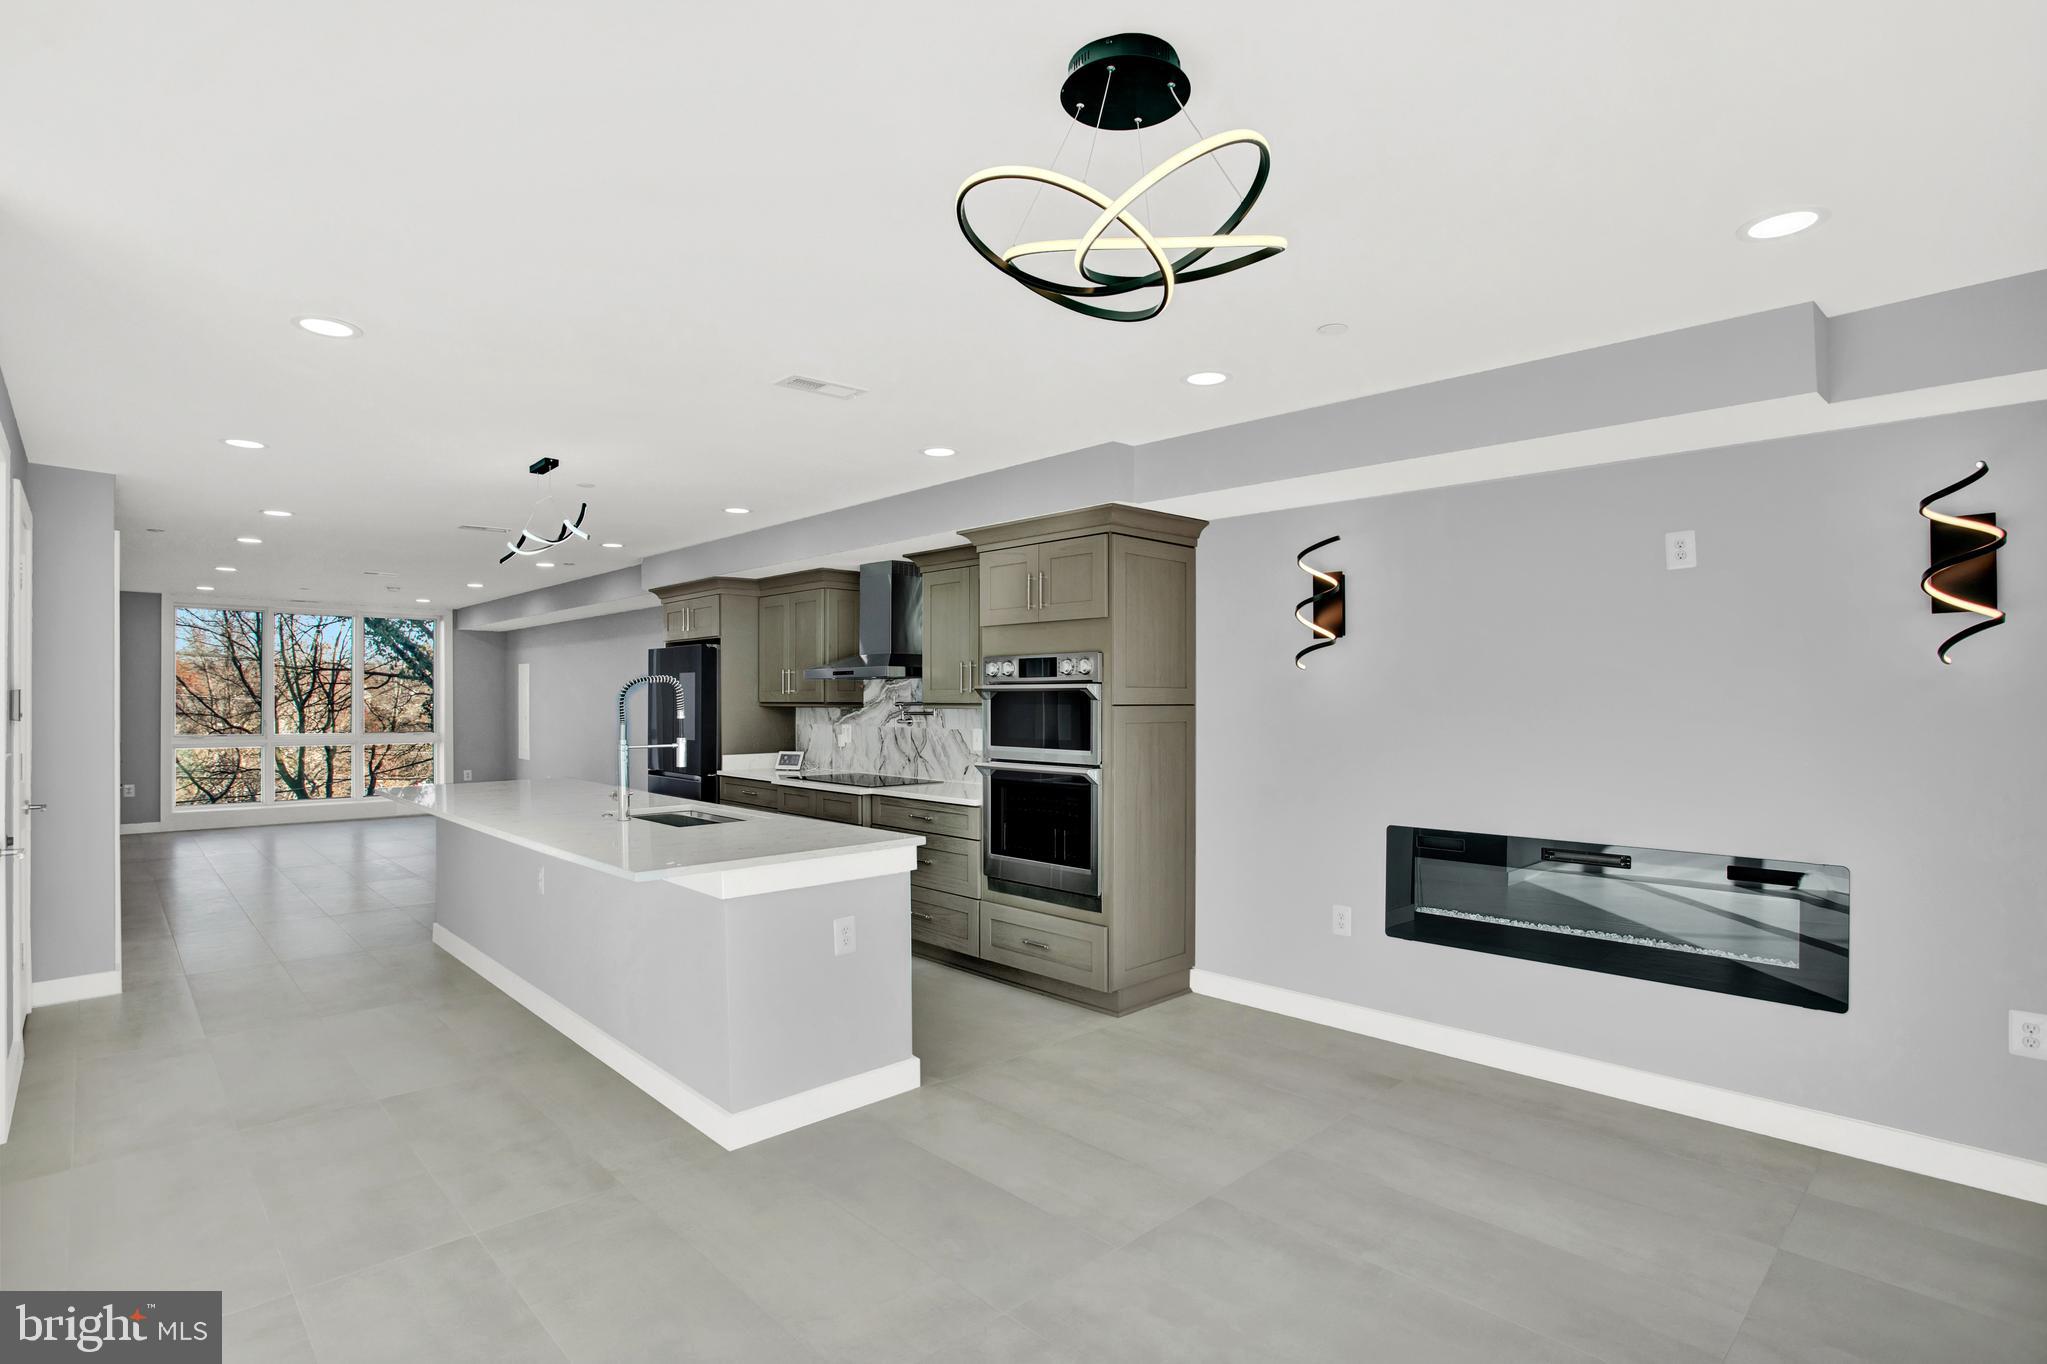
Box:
[1292,535,1346,669]
[1919,460,2006,664]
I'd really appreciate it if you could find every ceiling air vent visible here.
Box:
[774,374,866,400]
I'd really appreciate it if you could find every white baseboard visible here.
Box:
[432,924,919,1150]
[1,1039,21,1144]
[31,970,122,1008]
[1190,968,2047,1207]
[125,801,423,835]
[120,820,168,834]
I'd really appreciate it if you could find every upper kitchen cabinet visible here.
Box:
[756,570,861,706]
[976,535,1109,626]
[908,544,980,706]
[963,505,1205,706]
[656,576,761,643]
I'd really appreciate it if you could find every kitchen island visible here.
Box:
[383,778,923,1148]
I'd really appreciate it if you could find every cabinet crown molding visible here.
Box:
[959,502,1207,551]
[651,575,764,604]
[754,567,861,592]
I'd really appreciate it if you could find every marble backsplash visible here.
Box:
[793,678,981,780]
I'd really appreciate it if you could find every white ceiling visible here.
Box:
[3,2,2043,608]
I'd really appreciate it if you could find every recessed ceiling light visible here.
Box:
[415,598,431,604]
[1185,371,1229,386]
[923,447,956,458]
[214,565,237,573]
[294,316,360,339]
[466,582,483,589]
[1315,322,1349,337]
[236,536,262,545]
[195,585,215,592]
[600,541,623,549]
[146,528,165,534]
[537,561,555,568]
[1740,208,1825,241]
[263,508,292,517]
[576,482,596,490]
[724,507,750,515]
[223,438,266,450]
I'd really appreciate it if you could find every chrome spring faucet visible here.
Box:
[616,674,686,821]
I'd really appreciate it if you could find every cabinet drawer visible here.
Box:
[909,886,977,955]
[720,779,779,811]
[910,831,982,899]
[870,796,979,840]
[982,903,1107,990]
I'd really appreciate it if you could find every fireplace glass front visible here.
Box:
[1385,827,1849,1011]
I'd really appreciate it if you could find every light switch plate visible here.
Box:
[121,783,136,799]
[1665,530,1698,570]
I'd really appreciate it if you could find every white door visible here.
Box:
[8,484,30,1051]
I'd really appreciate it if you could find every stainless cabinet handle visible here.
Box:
[908,813,933,823]
[910,911,933,922]
[1019,937,1051,951]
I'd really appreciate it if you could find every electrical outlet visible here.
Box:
[836,724,851,749]
[121,783,136,798]
[833,915,856,956]
[462,769,473,781]
[1664,530,1698,571]
[2012,1010,2047,1059]
[1332,904,1353,937]
[536,867,546,896]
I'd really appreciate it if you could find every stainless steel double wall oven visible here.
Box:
[978,652,1102,904]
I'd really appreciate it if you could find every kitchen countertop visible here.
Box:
[718,761,981,807]
[384,779,921,897]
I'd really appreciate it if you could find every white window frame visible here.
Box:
[161,596,446,817]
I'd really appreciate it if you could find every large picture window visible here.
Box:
[168,603,441,808]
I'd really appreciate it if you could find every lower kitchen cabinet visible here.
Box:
[980,902,1108,992]
[719,777,779,811]
[778,785,864,825]
[909,830,982,899]
[909,886,978,955]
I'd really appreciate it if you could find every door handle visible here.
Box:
[23,803,45,812]
[0,847,22,859]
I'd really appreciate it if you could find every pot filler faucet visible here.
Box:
[614,674,686,821]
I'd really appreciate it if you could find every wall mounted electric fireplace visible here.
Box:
[1385,827,1849,1012]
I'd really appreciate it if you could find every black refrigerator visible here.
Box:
[645,642,720,801]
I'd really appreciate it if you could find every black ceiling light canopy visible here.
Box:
[956,33,1286,322]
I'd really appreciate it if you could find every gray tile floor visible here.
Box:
[3,822,2043,1362]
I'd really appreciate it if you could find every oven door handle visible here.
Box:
[975,762,1101,783]
[982,682,1102,696]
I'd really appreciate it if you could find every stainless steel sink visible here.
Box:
[630,808,742,829]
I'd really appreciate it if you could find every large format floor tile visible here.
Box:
[3,820,2036,1364]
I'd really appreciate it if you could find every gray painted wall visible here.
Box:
[118,591,161,824]
[450,627,510,784]
[502,607,664,786]
[1194,401,2046,1163]
[22,463,120,982]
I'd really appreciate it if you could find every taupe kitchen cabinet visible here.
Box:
[755,570,861,706]
[978,535,1109,626]
[907,544,980,705]
[649,575,790,758]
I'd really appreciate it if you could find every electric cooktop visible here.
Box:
[785,772,935,789]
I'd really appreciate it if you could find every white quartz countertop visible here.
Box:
[384,779,921,897]
[717,764,981,807]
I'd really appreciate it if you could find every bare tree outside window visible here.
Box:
[174,607,261,735]
[174,747,262,805]
[275,613,352,735]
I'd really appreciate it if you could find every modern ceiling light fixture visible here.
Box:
[295,316,361,338]
[1740,208,1825,240]
[957,33,1286,322]
[498,457,590,565]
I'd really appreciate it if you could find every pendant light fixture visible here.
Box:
[956,33,1286,322]
[499,457,590,564]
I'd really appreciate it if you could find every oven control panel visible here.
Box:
[981,651,1101,683]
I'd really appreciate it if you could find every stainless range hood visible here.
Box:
[805,561,922,681]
